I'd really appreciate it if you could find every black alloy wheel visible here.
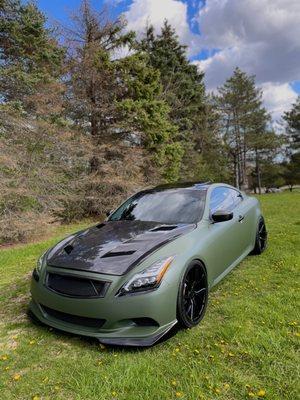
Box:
[252,217,268,255]
[177,261,208,328]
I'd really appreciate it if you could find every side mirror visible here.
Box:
[211,210,233,223]
[106,210,112,217]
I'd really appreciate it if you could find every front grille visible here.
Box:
[46,273,109,298]
[41,305,106,328]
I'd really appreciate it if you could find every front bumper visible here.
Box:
[29,268,178,347]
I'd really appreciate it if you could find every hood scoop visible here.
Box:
[150,225,177,232]
[64,244,74,255]
[101,250,136,258]
[47,220,195,276]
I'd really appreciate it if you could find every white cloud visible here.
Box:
[195,0,300,89]
[122,0,300,119]
[261,82,298,122]
[124,0,201,55]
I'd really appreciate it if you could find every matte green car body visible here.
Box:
[29,183,263,346]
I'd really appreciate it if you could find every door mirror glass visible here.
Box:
[212,210,233,223]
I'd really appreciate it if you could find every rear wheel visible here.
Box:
[251,217,268,255]
[177,261,208,328]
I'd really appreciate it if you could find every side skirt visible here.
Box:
[211,245,252,288]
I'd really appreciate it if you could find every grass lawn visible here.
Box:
[0,192,299,400]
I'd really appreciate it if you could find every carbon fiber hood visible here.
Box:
[47,220,195,276]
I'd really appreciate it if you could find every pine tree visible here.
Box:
[249,128,283,194]
[0,0,64,111]
[283,96,300,152]
[139,21,205,137]
[116,53,182,181]
[215,68,270,190]
[282,96,300,190]
[65,0,134,138]
[138,21,211,180]
[67,3,182,181]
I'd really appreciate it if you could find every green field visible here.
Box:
[0,192,299,400]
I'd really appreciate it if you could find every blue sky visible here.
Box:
[36,0,131,23]
[37,0,201,29]
[35,0,299,121]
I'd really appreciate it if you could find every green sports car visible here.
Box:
[29,182,267,346]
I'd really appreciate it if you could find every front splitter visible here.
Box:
[98,321,177,347]
[28,299,177,347]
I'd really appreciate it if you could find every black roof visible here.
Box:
[152,181,212,190]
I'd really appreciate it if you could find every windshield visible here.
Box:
[108,188,207,224]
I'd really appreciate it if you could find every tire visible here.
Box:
[251,216,268,255]
[177,260,208,328]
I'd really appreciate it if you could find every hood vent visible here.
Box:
[64,245,74,255]
[150,225,177,232]
[101,250,136,258]
[96,223,106,229]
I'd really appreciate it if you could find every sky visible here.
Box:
[36,0,300,123]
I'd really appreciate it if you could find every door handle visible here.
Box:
[238,215,245,222]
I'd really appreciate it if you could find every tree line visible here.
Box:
[0,0,299,243]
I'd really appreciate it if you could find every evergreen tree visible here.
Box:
[0,0,64,111]
[282,97,300,190]
[215,68,270,189]
[259,163,285,190]
[138,21,212,180]
[139,22,205,137]
[116,53,182,181]
[65,0,133,138]
[282,153,300,191]
[283,96,300,152]
[66,1,182,181]
[249,128,283,193]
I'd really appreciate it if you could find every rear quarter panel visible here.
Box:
[244,194,263,249]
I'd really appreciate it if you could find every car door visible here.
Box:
[206,187,246,283]
[230,189,253,254]
[233,190,256,253]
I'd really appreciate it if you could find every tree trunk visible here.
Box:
[255,148,262,195]
[234,154,239,188]
[242,141,248,190]
[91,112,98,136]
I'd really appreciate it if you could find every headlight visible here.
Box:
[36,254,45,273]
[33,252,47,281]
[117,256,174,296]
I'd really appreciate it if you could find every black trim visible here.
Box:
[64,245,73,254]
[45,272,110,298]
[98,322,177,347]
[101,250,136,258]
[41,305,106,328]
[32,268,39,282]
[132,317,159,327]
[150,225,177,232]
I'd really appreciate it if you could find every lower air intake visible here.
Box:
[41,305,106,329]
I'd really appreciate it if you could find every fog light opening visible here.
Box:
[132,318,159,327]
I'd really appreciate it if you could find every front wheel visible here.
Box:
[251,217,268,255]
[177,261,208,328]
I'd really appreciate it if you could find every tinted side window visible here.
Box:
[210,187,235,213]
[210,187,243,214]
[231,189,243,208]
